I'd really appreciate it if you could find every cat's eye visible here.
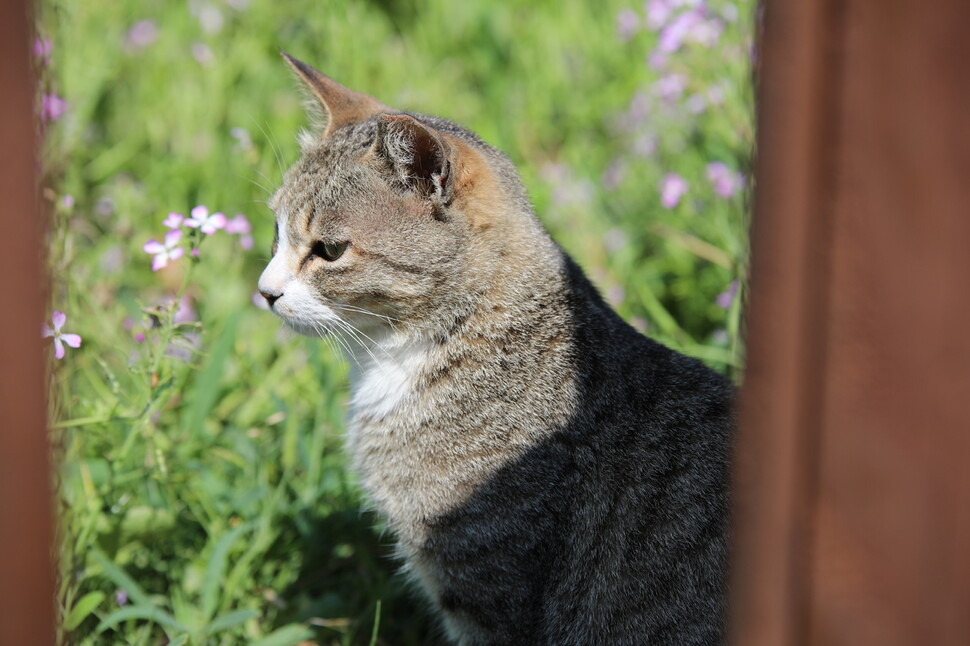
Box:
[309,241,349,263]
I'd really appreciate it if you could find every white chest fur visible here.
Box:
[347,338,433,422]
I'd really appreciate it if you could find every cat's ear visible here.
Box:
[281,52,386,137]
[376,114,454,204]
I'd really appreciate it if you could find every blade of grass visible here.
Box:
[248,624,314,646]
[96,604,188,634]
[183,311,241,434]
[368,600,382,646]
[90,548,152,608]
[205,608,259,634]
[201,522,252,623]
[63,591,105,631]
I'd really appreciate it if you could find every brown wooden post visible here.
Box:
[0,0,55,644]
[732,1,970,645]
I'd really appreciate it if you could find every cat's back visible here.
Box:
[420,260,733,645]
[541,261,733,644]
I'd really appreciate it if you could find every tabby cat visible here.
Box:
[257,53,733,645]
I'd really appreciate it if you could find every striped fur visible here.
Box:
[258,57,732,645]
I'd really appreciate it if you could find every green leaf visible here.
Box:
[368,600,382,646]
[120,505,177,540]
[183,311,240,434]
[204,608,259,634]
[90,548,152,608]
[64,591,106,630]
[200,522,252,622]
[95,605,189,634]
[248,624,314,646]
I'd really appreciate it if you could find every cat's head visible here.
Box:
[258,54,542,342]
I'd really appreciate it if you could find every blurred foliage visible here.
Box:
[39,0,754,643]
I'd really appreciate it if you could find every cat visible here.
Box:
[258,53,733,646]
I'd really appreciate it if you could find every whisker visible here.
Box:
[252,118,286,181]
[328,307,401,338]
[253,168,276,188]
[241,174,273,197]
[263,121,287,180]
[339,318,387,354]
[327,303,436,334]
[329,303,406,326]
[331,317,384,366]
[322,320,362,370]
[318,322,344,364]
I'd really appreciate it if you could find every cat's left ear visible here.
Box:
[281,52,386,137]
[376,114,455,205]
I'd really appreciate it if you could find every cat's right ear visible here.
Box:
[376,114,455,206]
[281,52,386,137]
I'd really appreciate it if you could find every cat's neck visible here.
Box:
[342,328,435,421]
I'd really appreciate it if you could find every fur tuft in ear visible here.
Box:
[281,52,387,137]
[377,115,454,204]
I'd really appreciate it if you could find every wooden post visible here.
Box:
[732,1,970,645]
[0,0,55,644]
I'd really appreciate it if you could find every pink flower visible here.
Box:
[184,206,226,234]
[40,94,68,122]
[716,280,739,309]
[656,7,722,52]
[707,84,726,106]
[659,173,689,208]
[192,43,214,66]
[225,214,253,249]
[194,5,225,34]
[602,160,627,191]
[645,0,674,29]
[224,213,251,235]
[230,127,252,151]
[706,162,743,198]
[616,9,640,42]
[42,311,81,360]
[125,20,158,50]
[162,212,184,229]
[33,37,52,64]
[654,73,687,101]
[633,133,658,158]
[689,18,723,47]
[251,290,270,311]
[143,229,185,271]
[658,10,703,53]
[648,49,669,70]
[686,93,707,113]
[173,295,196,324]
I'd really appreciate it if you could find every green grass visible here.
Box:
[40,0,754,643]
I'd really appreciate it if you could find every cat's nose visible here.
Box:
[259,288,281,308]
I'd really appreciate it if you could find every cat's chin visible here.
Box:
[278,320,334,339]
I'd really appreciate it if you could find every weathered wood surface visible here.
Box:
[732,1,970,645]
[0,1,55,644]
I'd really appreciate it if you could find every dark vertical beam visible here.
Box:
[734,0,970,645]
[0,1,55,644]
[808,0,970,644]
[730,0,845,642]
